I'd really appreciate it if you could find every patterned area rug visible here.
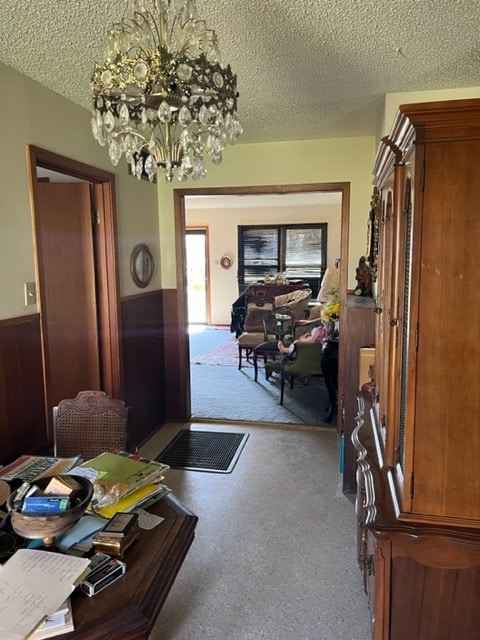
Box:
[191,335,239,366]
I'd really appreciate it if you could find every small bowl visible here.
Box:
[6,475,93,546]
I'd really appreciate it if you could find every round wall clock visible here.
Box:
[130,244,155,288]
[220,254,233,269]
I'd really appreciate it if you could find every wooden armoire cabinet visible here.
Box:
[353,98,480,640]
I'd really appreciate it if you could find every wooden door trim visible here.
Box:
[174,183,350,422]
[26,145,123,436]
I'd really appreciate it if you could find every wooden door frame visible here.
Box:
[173,183,350,422]
[27,145,123,437]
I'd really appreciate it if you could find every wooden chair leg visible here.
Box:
[238,345,242,370]
[280,372,285,405]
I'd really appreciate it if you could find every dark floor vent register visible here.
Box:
[157,430,249,473]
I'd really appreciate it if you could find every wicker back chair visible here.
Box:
[53,390,129,461]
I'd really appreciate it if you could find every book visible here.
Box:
[26,599,74,640]
[0,455,82,483]
[0,549,91,640]
[93,523,140,556]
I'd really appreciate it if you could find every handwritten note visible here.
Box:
[0,549,90,640]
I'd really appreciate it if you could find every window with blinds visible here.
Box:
[238,223,327,296]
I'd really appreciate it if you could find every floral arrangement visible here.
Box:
[321,288,340,324]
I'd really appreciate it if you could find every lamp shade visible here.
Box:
[317,267,340,303]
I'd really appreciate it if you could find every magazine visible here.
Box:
[0,454,82,483]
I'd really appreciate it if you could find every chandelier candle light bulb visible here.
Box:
[91,0,242,182]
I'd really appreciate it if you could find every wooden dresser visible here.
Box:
[338,294,375,494]
[352,98,480,640]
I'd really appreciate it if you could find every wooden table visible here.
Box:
[55,494,198,639]
[253,341,283,381]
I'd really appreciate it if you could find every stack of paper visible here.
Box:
[95,483,172,519]
[70,451,170,518]
[26,599,73,640]
[0,549,91,640]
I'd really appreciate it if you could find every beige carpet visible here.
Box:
[142,421,371,640]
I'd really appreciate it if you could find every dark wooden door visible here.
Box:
[35,182,101,420]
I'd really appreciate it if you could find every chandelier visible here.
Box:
[91,0,242,182]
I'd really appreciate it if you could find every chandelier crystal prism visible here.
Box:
[91,0,242,182]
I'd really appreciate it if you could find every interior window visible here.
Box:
[238,223,327,296]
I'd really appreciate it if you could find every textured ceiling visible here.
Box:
[1,0,480,144]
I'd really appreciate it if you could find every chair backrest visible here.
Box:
[243,296,274,333]
[274,289,312,320]
[54,390,129,461]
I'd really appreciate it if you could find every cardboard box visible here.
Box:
[359,347,375,390]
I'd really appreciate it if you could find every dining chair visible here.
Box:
[237,296,274,369]
[53,390,129,462]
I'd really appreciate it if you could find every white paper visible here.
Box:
[136,508,164,530]
[0,549,90,640]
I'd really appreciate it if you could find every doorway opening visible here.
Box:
[27,146,122,439]
[173,183,350,425]
[185,228,209,324]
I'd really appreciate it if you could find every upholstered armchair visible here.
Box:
[273,288,311,321]
[280,342,324,405]
[294,303,324,338]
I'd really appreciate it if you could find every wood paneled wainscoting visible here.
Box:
[1,292,174,464]
[121,290,168,446]
[0,314,47,464]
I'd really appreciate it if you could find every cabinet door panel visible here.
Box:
[390,557,480,640]
[411,140,480,520]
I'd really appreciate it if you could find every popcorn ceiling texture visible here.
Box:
[1,0,480,144]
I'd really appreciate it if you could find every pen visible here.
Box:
[13,482,31,509]
[25,484,39,499]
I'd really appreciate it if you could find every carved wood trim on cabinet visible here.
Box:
[354,391,480,640]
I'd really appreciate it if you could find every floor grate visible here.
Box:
[156,430,249,473]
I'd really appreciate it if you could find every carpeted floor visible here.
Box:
[191,334,238,366]
[189,326,335,427]
[142,422,371,640]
